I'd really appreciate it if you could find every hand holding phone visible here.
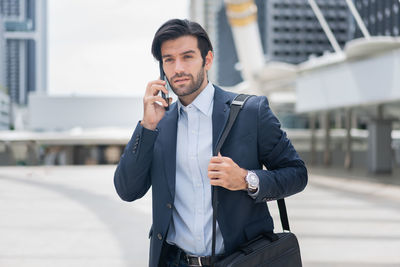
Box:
[159,62,170,111]
[140,65,171,130]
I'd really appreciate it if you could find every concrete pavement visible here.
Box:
[0,166,399,267]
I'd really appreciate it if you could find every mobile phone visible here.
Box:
[159,61,170,111]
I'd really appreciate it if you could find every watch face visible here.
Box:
[247,173,259,188]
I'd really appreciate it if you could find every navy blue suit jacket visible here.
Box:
[114,85,307,267]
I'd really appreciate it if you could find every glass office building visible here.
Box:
[0,0,47,105]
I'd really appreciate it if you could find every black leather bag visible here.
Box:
[215,232,301,267]
[211,94,302,267]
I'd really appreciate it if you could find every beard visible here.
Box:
[168,67,205,97]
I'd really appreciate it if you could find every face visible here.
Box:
[160,35,213,103]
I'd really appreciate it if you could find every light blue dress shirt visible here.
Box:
[166,82,224,256]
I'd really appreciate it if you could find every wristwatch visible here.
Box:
[245,171,259,194]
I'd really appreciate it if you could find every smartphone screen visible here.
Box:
[159,62,170,111]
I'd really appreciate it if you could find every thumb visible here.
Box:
[218,152,222,157]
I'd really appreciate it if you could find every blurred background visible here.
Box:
[0,0,400,266]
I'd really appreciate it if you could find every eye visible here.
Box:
[164,58,173,63]
[184,55,193,59]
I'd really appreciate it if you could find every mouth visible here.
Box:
[173,77,190,84]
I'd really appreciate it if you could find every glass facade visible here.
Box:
[0,0,43,105]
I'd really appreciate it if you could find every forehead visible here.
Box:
[160,35,200,56]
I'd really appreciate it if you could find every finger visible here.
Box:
[146,80,167,94]
[149,79,166,86]
[146,95,169,107]
[208,163,222,171]
[159,84,169,95]
[147,80,166,90]
[208,170,221,179]
[146,84,166,97]
[165,97,172,106]
[209,170,228,180]
[217,153,233,163]
[209,178,223,187]
[150,84,168,96]
[209,156,224,163]
[210,178,228,188]
[217,153,231,163]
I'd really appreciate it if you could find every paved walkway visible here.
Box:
[0,166,399,267]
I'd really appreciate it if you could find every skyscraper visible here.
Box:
[0,14,5,92]
[0,0,47,106]
[0,13,10,129]
[354,0,400,37]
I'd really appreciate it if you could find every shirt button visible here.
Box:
[157,233,162,240]
[166,203,172,209]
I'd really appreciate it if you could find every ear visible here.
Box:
[204,50,213,71]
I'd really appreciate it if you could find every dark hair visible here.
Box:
[151,19,213,64]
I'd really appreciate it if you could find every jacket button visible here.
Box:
[157,233,162,240]
[166,203,172,209]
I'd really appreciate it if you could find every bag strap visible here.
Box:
[278,199,290,232]
[213,94,253,155]
[211,94,252,264]
[211,94,291,265]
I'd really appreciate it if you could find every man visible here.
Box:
[114,19,307,267]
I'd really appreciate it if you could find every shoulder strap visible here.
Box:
[213,94,253,156]
[212,94,252,264]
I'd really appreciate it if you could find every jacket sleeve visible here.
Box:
[252,96,308,203]
[114,121,158,202]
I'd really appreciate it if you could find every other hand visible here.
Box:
[208,153,247,191]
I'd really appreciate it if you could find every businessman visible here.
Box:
[114,19,307,267]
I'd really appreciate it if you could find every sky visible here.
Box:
[48,0,188,96]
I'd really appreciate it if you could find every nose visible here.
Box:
[174,59,184,74]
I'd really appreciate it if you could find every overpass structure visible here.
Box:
[223,0,400,174]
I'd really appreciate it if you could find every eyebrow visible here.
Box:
[181,50,196,56]
[162,49,196,59]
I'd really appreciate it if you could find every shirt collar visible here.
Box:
[177,82,214,117]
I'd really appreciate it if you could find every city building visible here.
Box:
[265,0,353,63]
[354,0,400,37]
[0,13,10,130]
[0,0,47,129]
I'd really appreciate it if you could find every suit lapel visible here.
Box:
[212,86,233,156]
[159,103,178,198]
